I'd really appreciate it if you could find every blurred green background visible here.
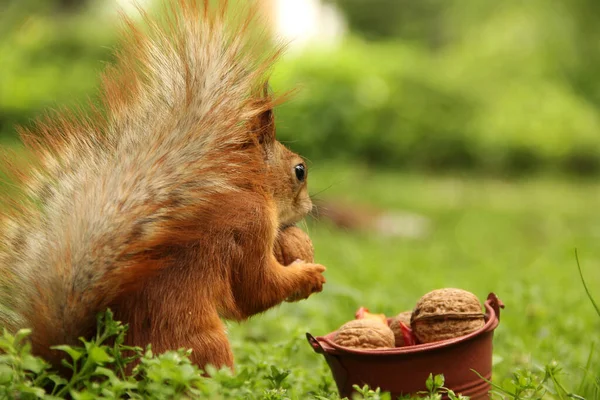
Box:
[3,0,600,175]
[2,1,600,397]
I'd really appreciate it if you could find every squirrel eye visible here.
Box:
[294,164,306,182]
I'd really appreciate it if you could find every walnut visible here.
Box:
[333,319,395,350]
[411,288,485,344]
[273,226,314,266]
[388,311,413,347]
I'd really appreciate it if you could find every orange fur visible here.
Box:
[0,0,325,372]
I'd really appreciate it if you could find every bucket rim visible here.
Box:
[308,292,503,356]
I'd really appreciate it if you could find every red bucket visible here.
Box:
[307,293,504,400]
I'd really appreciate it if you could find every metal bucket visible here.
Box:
[307,293,504,400]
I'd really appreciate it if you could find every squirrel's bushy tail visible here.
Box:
[0,0,283,357]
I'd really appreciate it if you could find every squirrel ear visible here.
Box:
[256,108,275,146]
[251,82,276,147]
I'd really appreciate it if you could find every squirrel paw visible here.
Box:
[285,262,326,302]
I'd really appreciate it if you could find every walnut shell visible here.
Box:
[273,226,314,266]
[389,311,412,347]
[411,288,485,344]
[333,319,395,349]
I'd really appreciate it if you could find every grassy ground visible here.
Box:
[0,153,599,398]
[227,162,600,398]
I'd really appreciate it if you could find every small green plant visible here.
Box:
[418,373,470,400]
[473,361,594,400]
[0,310,211,399]
[575,250,600,320]
[0,327,57,399]
[351,384,392,400]
[351,374,469,400]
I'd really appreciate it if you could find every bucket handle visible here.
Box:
[486,292,504,322]
[306,332,326,354]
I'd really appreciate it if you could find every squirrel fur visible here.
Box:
[0,0,326,372]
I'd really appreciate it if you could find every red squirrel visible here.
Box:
[0,0,326,373]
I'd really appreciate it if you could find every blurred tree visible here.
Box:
[560,0,600,107]
[324,0,451,47]
[56,0,91,11]
[0,0,116,140]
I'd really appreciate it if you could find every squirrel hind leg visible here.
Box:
[186,320,234,375]
[151,315,234,375]
[117,304,234,374]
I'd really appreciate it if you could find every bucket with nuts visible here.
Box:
[307,290,504,400]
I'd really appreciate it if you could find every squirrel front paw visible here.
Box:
[285,262,326,302]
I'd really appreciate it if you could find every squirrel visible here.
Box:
[0,0,326,373]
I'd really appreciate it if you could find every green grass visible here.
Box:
[1,158,599,398]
